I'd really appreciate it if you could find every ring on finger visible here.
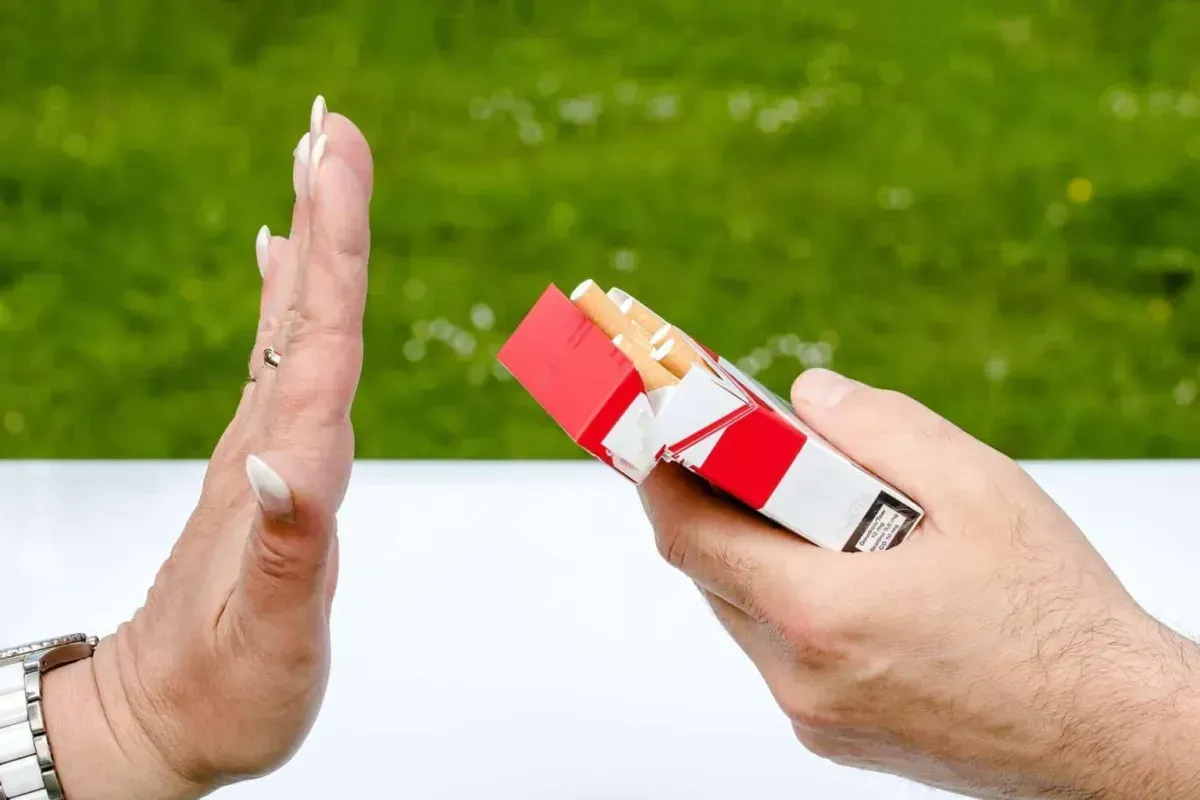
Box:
[247,347,282,383]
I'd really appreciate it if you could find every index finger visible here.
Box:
[276,110,374,431]
[639,464,838,623]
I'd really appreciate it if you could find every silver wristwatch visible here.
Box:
[0,635,97,800]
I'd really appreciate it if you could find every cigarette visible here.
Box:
[613,334,679,390]
[571,278,654,347]
[618,295,667,334]
[651,337,714,379]
[606,287,631,307]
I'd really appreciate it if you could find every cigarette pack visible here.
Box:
[497,284,924,552]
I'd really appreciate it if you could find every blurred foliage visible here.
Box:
[0,0,1198,459]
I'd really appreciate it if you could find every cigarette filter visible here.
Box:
[614,334,679,391]
[618,295,667,335]
[606,287,631,307]
[571,279,654,349]
[650,339,701,380]
[651,334,715,379]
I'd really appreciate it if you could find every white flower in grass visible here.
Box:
[878,186,914,210]
[403,339,426,362]
[612,249,639,272]
[559,96,602,125]
[451,331,477,358]
[756,108,783,133]
[469,98,493,120]
[1104,86,1140,120]
[728,92,754,121]
[1174,380,1197,407]
[518,119,544,145]
[647,94,679,120]
[470,304,495,331]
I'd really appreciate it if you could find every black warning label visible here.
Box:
[844,493,922,552]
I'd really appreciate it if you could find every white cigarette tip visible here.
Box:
[570,278,596,301]
[649,324,671,346]
[607,287,632,306]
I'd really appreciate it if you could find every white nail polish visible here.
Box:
[310,95,327,141]
[246,455,295,520]
[294,132,312,198]
[308,133,327,196]
[294,132,312,164]
[255,225,271,278]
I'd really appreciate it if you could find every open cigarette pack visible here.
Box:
[497,281,924,552]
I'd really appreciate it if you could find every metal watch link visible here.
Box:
[0,635,97,800]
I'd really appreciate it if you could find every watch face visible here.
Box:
[0,634,90,663]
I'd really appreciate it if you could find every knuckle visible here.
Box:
[712,539,758,587]
[779,688,844,733]
[863,389,955,441]
[655,520,691,571]
[286,315,324,346]
[769,600,852,668]
[877,389,941,431]
[249,529,313,586]
[290,306,361,343]
[257,312,281,339]
[654,522,770,625]
[318,229,370,262]
[710,544,771,620]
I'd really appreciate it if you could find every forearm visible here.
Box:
[1058,623,1200,800]
[42,639,200,800]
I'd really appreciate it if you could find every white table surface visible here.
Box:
[1,460,1198,798]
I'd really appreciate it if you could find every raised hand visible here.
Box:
[42,96,374,800]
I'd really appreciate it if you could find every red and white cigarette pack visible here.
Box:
[498,285,924,551]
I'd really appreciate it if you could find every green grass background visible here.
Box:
[0,0,1197,458]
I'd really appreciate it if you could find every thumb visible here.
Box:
[232,452,337,645]
[790,369,1012,511]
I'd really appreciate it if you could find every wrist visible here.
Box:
[41,638,203,800]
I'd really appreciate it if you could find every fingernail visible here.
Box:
[310,95,327,142]
[254,225,270,278]
[308,133,327,197]
[293,132,311,198]
[246,455,295,520]
[792,369,856,409]
[293,131,311,161]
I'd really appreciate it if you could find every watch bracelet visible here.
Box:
[0,637,96,800]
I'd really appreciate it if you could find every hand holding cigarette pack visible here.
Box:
[497,280,924,552]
